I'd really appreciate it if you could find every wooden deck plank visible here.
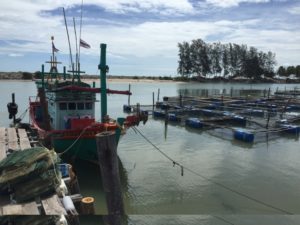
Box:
[7,128,19,150]
[42,194,67,215]
[0,128,7,161]
[18,129,31,150]
[1,202,40,215]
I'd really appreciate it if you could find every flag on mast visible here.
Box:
[52,42,59,52]
[80,38,91,49]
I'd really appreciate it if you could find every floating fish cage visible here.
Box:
[147,91,300,144]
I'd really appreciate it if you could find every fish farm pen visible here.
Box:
[123,87,300,144]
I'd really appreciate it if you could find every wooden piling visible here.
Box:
[95,131,124,219]
[80,197,95,215]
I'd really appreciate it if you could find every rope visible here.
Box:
[132,126,293,215]
[56,119,124,156]
[57,122,98,156]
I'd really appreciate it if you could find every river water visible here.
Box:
[0,80,300,224]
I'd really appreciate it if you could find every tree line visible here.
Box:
[277,65,300,77]
[178,39,277,79]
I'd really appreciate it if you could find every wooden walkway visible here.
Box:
[0,127,70,216]
[0,127,31,161]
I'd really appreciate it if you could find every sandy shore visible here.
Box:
[84,78,184,83]
[0,78,184,83]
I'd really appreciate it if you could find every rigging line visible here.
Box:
[131,126,293,215]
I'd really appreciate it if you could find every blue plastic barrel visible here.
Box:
[185,118,203,129]
[153,110,165,118]
[281,124,300,134]
[168,113,180,122]
[58,164,69,178]
[200,109,215,117]
[232,115,247,126]
[234,129,254,142]
[161,104,170,110]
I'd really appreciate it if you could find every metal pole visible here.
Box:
[99,44,107,123]
[157,88,160,102]
[12,93,15,124]
[41,64,45,87]
[128,84,131,106]
[63,66,66,80]
[152,92,155,111]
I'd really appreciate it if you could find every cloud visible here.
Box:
[206,0,269,8]
[8,53,24,57]
[288,5,300,15]
[0,0,299,74]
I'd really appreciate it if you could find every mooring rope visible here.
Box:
[132,126,293,215]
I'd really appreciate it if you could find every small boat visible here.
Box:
[29,40,147,162]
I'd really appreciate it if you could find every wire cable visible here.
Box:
[132,126,293,215]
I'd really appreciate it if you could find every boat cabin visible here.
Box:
[45,83,96,130]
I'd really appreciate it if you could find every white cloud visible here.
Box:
[288,5,300,15]
[0,0,299,74]
[8,53,24,57]
[206,0,269,8]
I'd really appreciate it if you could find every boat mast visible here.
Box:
[73,17,80,82]
[78,0,84,66]
[63,7,74,81]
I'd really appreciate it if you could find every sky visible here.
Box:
[0,0,299,76]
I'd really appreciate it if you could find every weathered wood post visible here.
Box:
[96,131,124,224]
[179,93,183,107]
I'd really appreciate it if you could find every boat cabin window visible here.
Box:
[68,103,76,110]
[85,102,92,110]
[59,103,67,110]
[77,103,84,110]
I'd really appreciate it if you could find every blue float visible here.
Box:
[168,113,180,122]
[232,115,247,126]
[280,124,300,134]
[161,104,170,110]
[200,109,215,117]
[153,110,165,118]
[233,129,254,142]
[185,118,203,128]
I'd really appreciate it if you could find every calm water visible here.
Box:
[1,80,300,224]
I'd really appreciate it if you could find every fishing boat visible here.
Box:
[29,40,147,162]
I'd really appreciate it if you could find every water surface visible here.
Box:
[1,80,300,224]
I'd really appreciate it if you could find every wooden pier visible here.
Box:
[0,127,82,221]
[0,127,31,161]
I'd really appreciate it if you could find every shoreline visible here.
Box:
[0,78,299,85]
